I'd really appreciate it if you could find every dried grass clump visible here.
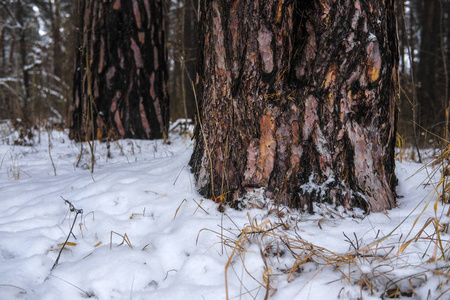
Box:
[213,195,449,300]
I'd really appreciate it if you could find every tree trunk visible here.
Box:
[70,0,169,141]
[49,0,63,79]
[167,0,197,121]
[17,0,31,126]
[71,0,83,133]
[0,26,5,71]
[190,0,398,213]
[395,0,406,75]
[416,0,440,130]
[182,0,197,120]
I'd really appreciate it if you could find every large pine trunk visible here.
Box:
[70,0,169,141]
[190,0,398,213]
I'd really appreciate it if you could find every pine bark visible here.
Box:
[70,0,169,141]
[190,0,398,213]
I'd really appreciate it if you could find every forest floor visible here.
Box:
[0,124,449,300]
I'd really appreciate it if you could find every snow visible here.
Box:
[0,129,449,300]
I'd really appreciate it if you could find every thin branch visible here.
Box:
[48,131,56,176]
[49,198,83,273]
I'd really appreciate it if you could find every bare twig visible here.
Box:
[192,198,209,215]
[173,165,186,185]
[49,198,83,272]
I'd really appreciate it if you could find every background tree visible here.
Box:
[396,0,450,149]
[416,0,440,130]
[190,0,399,212]
[166,0,197,122]
[0,0,72,129]
[70,0,169,141]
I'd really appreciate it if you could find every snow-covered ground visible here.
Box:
[0,128,449,300]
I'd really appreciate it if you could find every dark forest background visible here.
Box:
[0,0,449,153]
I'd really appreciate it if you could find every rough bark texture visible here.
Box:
[70,0,169,141]
[190,0,398,213]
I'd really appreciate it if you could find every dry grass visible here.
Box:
[214,186,450,300]
[110,231,133,250]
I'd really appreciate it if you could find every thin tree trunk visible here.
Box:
[0,26,5,71]
[417,0,440,130]
[190,0,398,213]
[16,0,31,126]
[396,0,406,74]
[70,0,169,141]
[183,0,197,120]
[70,0,83,138]
[49,0,62,79]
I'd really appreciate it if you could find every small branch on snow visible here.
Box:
[48,131,56,176]
[47,198,83,276]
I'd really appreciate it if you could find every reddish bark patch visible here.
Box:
[366,41,381,82]
[113,0,121,10]
[130,38,144,68]
[98,37,105,73]
[132,0,142,29]
[138,32,145,44]
[257,26,274,73]
[139,97,151,138]
[258,114,276,184]
[154,46,159,70]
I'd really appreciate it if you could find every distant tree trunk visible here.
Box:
[16,0,31,125]
[49,0,62,79]
[167,0,197,121]
[190,0,398,213]
[70,0,169,141]
[182,0,197,120]
[396,0,407,75]
[416,0,440,129]
[448,2,450,112]
[448,2,450,67]
[71,0,83,131]
[0,26,5,71]
[0,24,6,119]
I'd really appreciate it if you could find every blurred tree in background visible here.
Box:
[397,0,450,153]
[0,0,72,129]
[1,0,449,151]
[0,0,196,135]
[166,0,197,122]
[69,0,169,141]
